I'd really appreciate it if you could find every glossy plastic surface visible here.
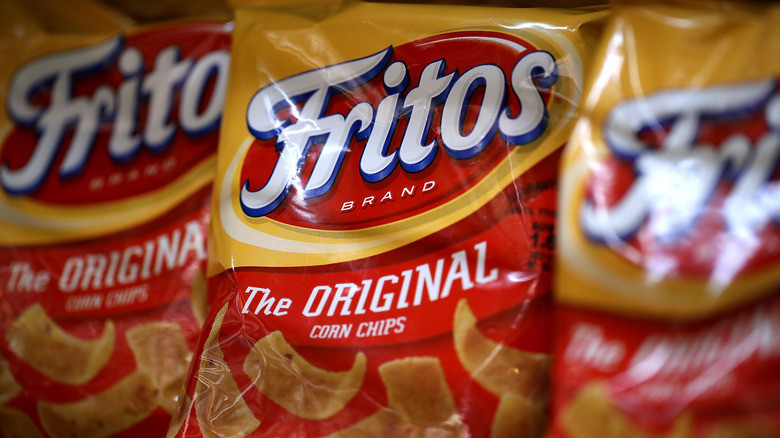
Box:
[553,2,780,437]
[170,1,605,437]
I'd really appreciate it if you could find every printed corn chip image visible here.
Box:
[191,268,209,326]
[327,409,412,438]
[379,357,463,432]
[126,321,192,414]
[244,331,367,420]
[37,371,158,438]
[0,351,21,404]
[560,382,692,438]
[6,304,114,385]
[491,392,546,438]
[707,419,778,438]
[0,405,44,438]
[329,357,464,438]
[196,304,260,438]
[453,299,549,403]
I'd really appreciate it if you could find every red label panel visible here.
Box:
[176,147,561,438]
[0,197,209,318]
[551,296,780,436]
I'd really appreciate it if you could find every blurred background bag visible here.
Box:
[552,1,780,437]
[0,0,230,436]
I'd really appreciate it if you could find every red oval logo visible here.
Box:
[0,22,231,205]
[238,31,556,230]
[581,79,780,278]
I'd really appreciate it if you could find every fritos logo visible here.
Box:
[238,31,559,228]
[0,24,231,204]
[581,79,780,276]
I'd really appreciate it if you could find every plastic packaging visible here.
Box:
[552,2,780,437]
[169,1,605,437]
[0,0,230,436]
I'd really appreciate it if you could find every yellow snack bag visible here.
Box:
[170,0,605,437]
[0,0,230,435]
[553,2,780,437]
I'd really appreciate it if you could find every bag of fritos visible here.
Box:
[0,0,230,436]
[169,1,605,437]
[552,1,780,437]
